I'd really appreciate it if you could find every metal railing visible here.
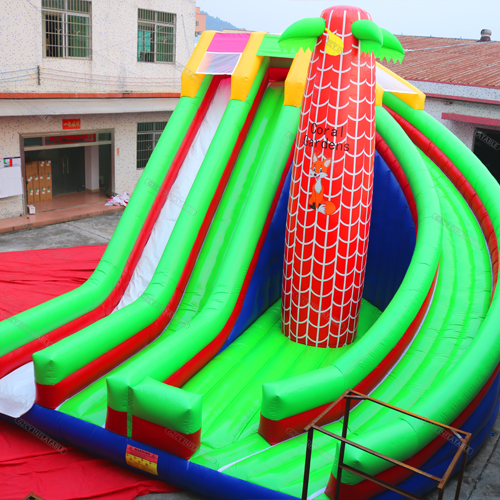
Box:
[302,389,471,500]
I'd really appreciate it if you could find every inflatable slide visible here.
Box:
[1,5,499,500]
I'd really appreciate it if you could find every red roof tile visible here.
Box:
[382,35,500,88]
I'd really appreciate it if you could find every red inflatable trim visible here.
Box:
[375,133,418,229]
[34,320,161,408]
[258,270,438,445]
[37,73,270,410]
[105,407,128,437]
[165,142,296,388]
[325,359,500,500]
[131,416,201,460]
[268,67,289,83]
[0,76,223,380]
[385,106,499,297]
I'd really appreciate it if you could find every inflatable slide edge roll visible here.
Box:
[258,105,442,445]
[0,81,212,366]
[130,377,202,459]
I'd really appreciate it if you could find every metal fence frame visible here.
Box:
[302,389,471,500]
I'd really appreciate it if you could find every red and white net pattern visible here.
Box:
[282,6,375,348]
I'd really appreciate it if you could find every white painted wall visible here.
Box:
[0,110,172,218]
[423,98,477,149]
[408,80,500,149]
[0,0,195,94]
[0,0,193,219]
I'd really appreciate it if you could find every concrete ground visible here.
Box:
[1,213,499,500]
[0,212,122,252]
[423,417,500,500]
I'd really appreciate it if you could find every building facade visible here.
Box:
[195,7,206,37]
[0,0,195,220]
[385,33,500,184]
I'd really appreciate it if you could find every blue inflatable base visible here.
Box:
[2,404,299,500]
[1,362,497,500]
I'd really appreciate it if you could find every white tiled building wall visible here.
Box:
[0,0,195,219]
[423,98,477,149]
[408,80,500,149]
[0,0,195,94]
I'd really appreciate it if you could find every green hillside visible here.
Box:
[201,11,245,31]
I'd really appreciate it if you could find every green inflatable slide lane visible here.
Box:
[184,299,381,468]
[56,80,297,425]
[0,76,213,356]
[32,62,269,391]
[257,104,442,424]
[195,105,495,498]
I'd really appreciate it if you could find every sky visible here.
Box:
[198,0,500,41]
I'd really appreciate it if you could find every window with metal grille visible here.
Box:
[137,121,168,169]
[42,0,92,59]
[138,9,176,64]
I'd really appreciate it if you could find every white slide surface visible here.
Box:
[115,78,231,311]
[0,362,35,417]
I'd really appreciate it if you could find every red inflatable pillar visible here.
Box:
[282,6,376,348]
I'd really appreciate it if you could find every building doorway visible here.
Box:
[473,128,500,185]
[22,130,113,213]
[26,146,86,196]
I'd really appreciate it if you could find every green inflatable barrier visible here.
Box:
[0,76,212,357]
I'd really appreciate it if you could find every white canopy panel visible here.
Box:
[376,66,417,94]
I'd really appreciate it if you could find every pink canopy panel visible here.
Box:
[196,33,251,75]
[207,32,251,53]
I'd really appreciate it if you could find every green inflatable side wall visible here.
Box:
[334,96,500,484]
[132,377,202,434]
[103,88,300,430]
[33,62,269,386]
[260,105,442,421]
[0,76,212,357]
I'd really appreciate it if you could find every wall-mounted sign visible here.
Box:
[0,166,23,198]
[2,157,21,167]
[45,134,96,145]
[62,119,81,130]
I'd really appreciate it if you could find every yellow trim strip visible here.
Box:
[230,32,266,102]
[376,62,426,110]
[181,31,216,98]
[376,82,384,107]
[284,48,312,108]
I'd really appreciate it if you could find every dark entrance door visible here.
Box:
[473,128,500,185]
[28,147,86,195]
[25,147,85,196]
[51,147,86,195]
[99,144,112,197]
